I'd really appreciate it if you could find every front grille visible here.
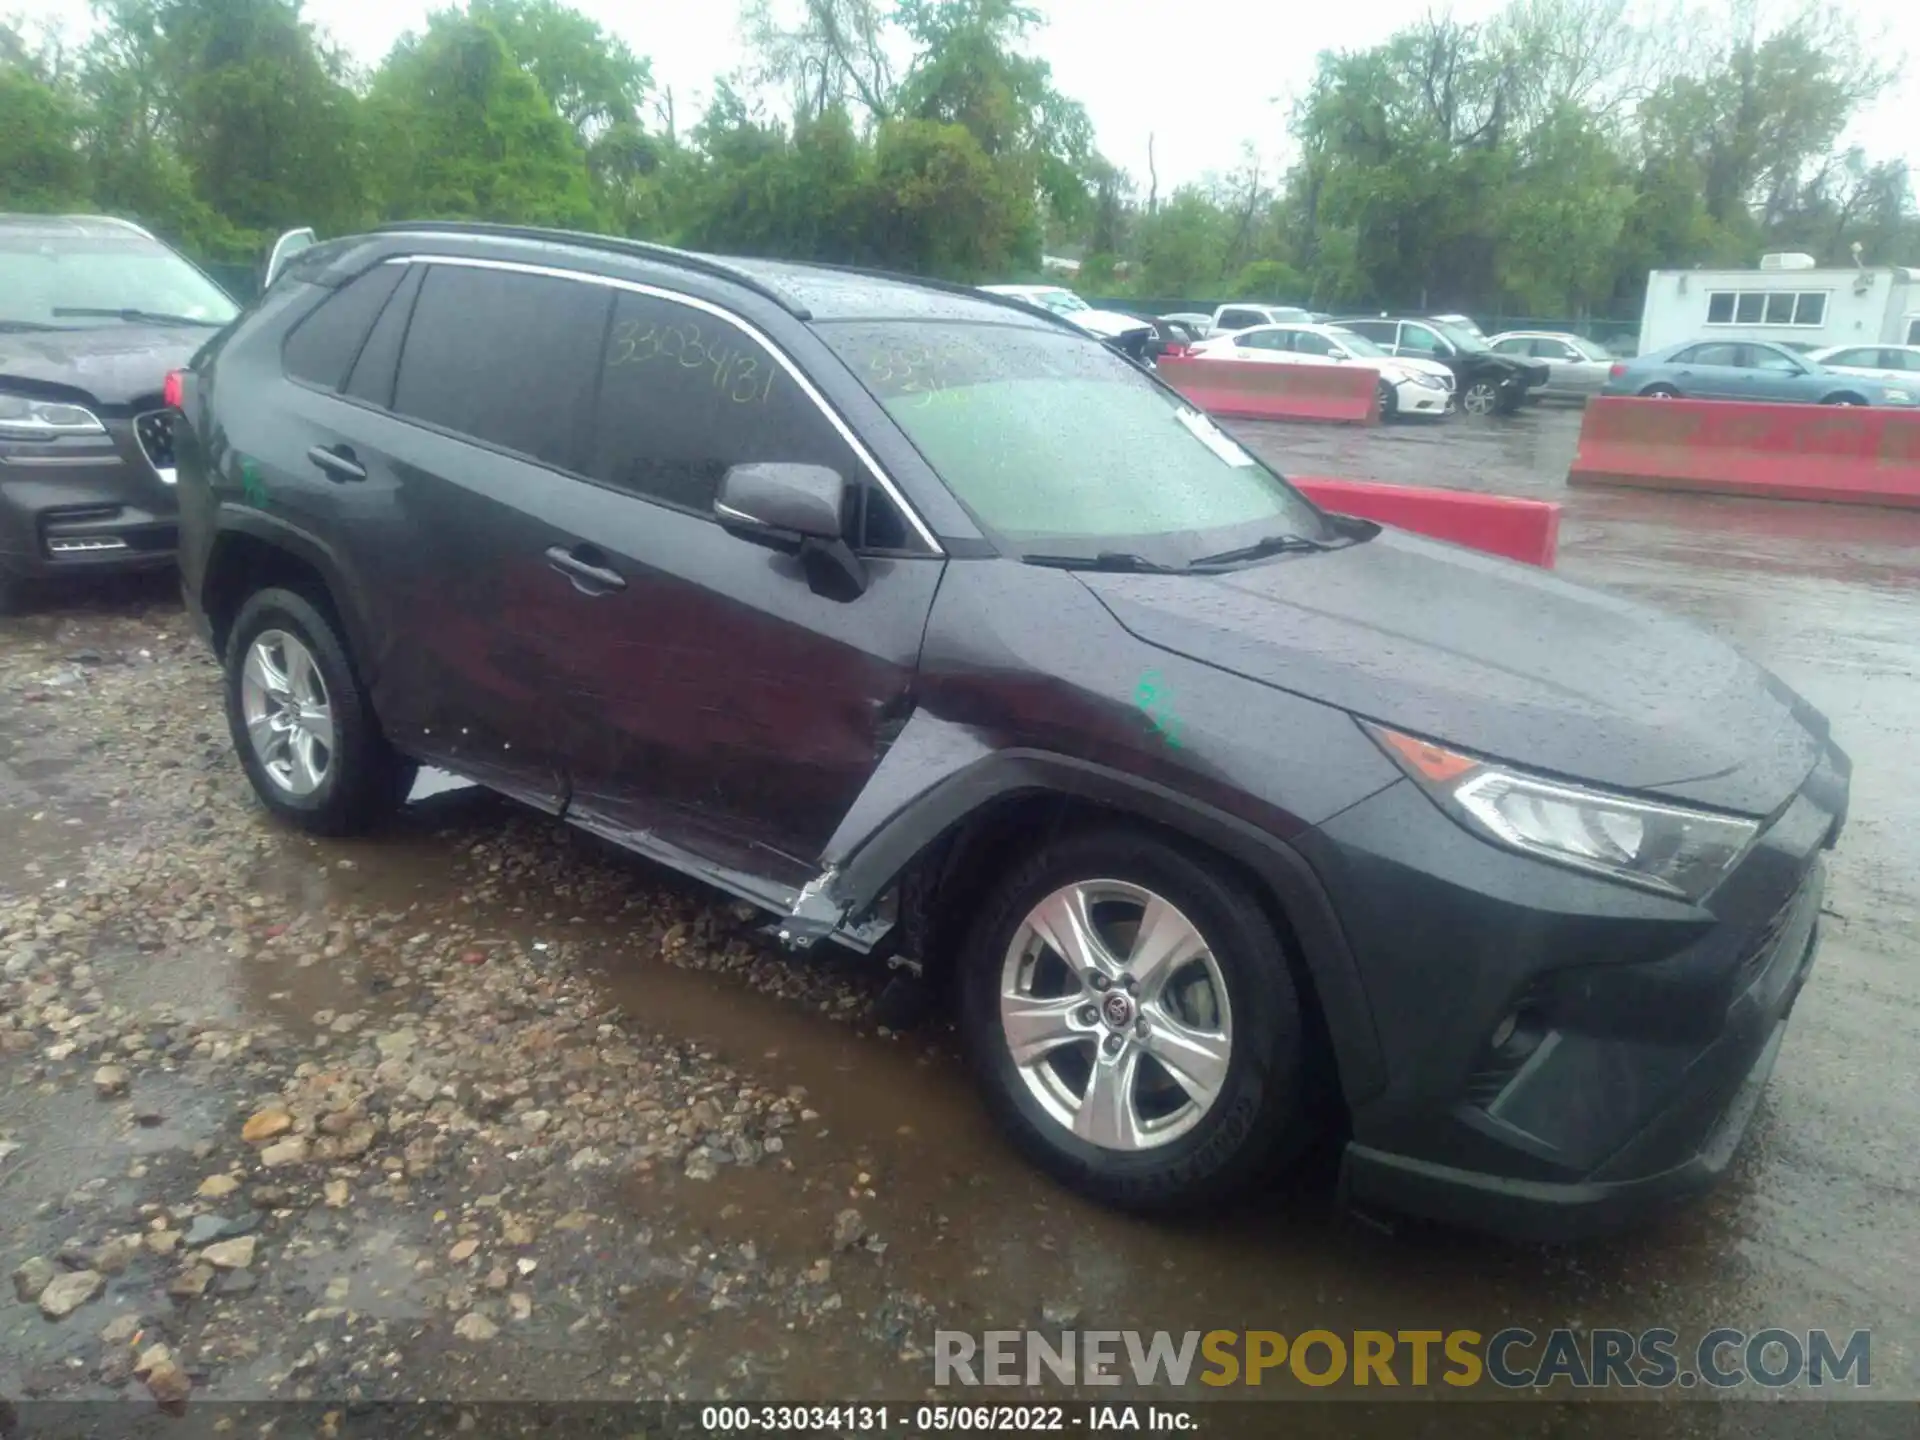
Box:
[48,536,129,554]
[135,410,176,479]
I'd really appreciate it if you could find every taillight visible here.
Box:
[1608,363,1625,379]
[163,370,185,409]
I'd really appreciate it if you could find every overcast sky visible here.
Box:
[16,0,1920,195]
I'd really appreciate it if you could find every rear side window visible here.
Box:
[345,265,422,407]
[392,265,609,472]
[588,290,904,546]
[283,265,407,391]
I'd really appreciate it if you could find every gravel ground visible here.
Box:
[5,407,1919,1429]
[0,590,959,1412]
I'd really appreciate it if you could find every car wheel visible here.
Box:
[224,586,413,836]
[959,827,1317,1212]
[1640,384,1679,399]
[1461,379,1500,416]
[1375,379,1398,421]
[1820,394,1862,406]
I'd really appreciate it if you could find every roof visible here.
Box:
[370,222,1055,330]
[1647,265,1917,283]
[0,214,157,240]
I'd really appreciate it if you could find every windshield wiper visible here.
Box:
[1023,551,1181,574]
[50,307,219,327]
[1186,534,1331,568]
[0,319,70,333]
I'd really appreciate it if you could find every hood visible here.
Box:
[1069,309,1153,341]
[0,325,208,408]
[1078,529,1824,816]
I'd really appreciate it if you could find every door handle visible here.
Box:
[545,545,627,595]
[308,444,366,482]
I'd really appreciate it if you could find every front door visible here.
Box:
[529,286,944,894]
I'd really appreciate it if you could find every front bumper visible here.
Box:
[0,416,180,581]
[1301,740,1848,1241]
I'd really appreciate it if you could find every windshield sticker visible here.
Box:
[1175,408,1256,467]
[1133,669,1185,750]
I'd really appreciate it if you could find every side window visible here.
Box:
[1680,343,1737,366]
[1291,331,1335,357]
[1535,339,1577,360]
[589,290,908,549]
[391,265,610,472]
[1217,309,1262,331]
[1491,337,1529,355]
[345,264,422,408]
[283,264,406,391]
[1343,321,1391,343]
[1748,346,1800,373]
[1237,330,1283,351]
[1397,324,1444,356]
[1825,348,1872,367]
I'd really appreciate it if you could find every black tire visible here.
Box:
[1374,378,1398,422]
[223,586,413,835]
[959,827,1317,1212]
[1820,394,1863,406]
[1640,383,1680,399]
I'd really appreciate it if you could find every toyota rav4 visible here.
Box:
[173,223,1849,1238]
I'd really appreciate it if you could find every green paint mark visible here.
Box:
[1133,668,1184,750]
[238,457,266,507]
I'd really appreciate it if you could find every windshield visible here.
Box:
[0,232,238,328]
[1432,319,1489,353]
[823,321,1334,566]
[1326,328,1387,358]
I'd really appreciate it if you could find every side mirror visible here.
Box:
[716,462,846,540]
[715,462,867,599]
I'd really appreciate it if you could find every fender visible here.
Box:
[792,716,1388,1104]
[204,502,375,664]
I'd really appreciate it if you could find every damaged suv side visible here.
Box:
[174,223,1847,1237]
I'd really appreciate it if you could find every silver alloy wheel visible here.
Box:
[1462,381,1498,415]
[999,880,1233,1151]
[240,629,335,797]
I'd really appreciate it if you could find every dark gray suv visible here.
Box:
[0,214,239,608]
[173,223,1849,1237]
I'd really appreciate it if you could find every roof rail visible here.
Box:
[368,221,811,320]
[59,214,158,240]
[800,259,1093,337]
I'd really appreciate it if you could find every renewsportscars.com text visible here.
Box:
[933,1327,1871,1390]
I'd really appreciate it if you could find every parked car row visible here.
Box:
[1603,340,1918,407]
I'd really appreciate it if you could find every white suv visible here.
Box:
[1190,322,1455,419]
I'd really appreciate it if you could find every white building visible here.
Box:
[1636,253,1920,355]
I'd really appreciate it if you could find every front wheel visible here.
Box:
[959,828,1318,1212]
[1820,394,1863,406]
[1460,379,1501,416]
[224,587,413,836]
[1375,379,1398,422]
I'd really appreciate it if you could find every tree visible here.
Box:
[468,0,650,139]
[368,13,595,226]
[0,59,88,208]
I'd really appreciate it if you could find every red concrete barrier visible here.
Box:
[1567,397,1920,508]
[1158,356,1380,424]
[1294,477,1560,568]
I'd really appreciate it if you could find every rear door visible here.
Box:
[1669,342,1742,398]
[525,283,945,893]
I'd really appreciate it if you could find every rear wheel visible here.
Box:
[1461,379,1501,416]
[1640,383,1680,399]
[224,587,413,835]
[959,827,1317,1212]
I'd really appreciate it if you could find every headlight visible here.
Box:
[1364,722,1759,900]
[1406,372,1447,390]
[0,393,107,440]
